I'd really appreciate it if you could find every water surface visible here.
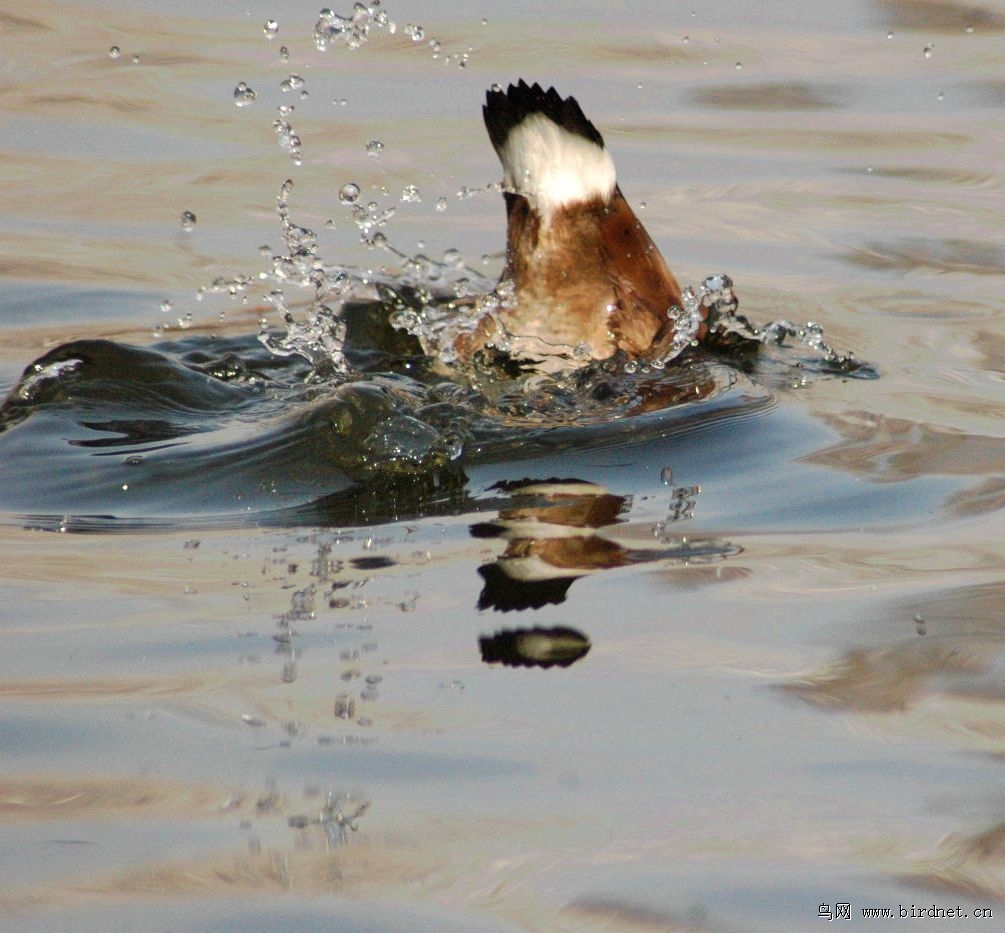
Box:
[2,1,1004,930]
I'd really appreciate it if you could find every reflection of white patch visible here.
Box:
[500,113,616,224]
[497,554,597,582]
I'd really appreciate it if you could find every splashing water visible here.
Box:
[314,2,392,51]
[313,2,470,67]
[233,81,257,106]
[245,173,870,391]
[256,179,352,379]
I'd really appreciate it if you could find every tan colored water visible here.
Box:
[2,1,1005,930]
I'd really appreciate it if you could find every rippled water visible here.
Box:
[2,1,1004,930]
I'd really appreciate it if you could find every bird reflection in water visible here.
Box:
[474,477,739,669]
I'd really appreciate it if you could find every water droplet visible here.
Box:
[682,35,690,44]
[280,73,305,92]
[886,30,894,40]
[131,54,140,64]
[937,90,945,101]
[160,299,172,313]
[624,360,638,375]
[180,210,197,231]
[263,19,279,38]
[365,139,384,156]
[279,45,290,62]
[108,46,121,59]
[404,23,425,41]
[233,81,257,106]
[965,24,975,34]
[923,43,934,58]
[339,183,361,204]
[661,466,674,485]
[400,184,421,203]
[735,61,743,70]
[435,197,448,212]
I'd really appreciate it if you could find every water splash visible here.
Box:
[314,2,392,51]
[313,2,471,68]
[233,82,257,107]
[702,274,875,379]
[255,181,356,378]
[272,107,302,164]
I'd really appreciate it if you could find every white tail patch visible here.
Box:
[499,113,616,225]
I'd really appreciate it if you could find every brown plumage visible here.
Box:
[470,80,702,363]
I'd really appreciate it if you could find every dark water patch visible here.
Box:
[0,309,777,530]
[842,165,999,188]
[844,237,1005,276]
[690,81,848,111]
[876,0,1005,33]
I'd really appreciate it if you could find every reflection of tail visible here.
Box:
[476,561,576,612]
[479,626,591,669]
[473,476,740,613]
[480,81,694,361]
[473,478,630,611]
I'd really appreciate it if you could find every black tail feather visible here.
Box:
[482,79,605,155]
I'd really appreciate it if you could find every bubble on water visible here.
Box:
[624,359,638,375]
[400,184,421,203]
[735,61,743,70]
[661,466,673,485]
[456,185,476,200]
[279,45,290,61]
[886,30,894,40]
[263,19,279,38]
[233,81,257,106]
[280,73,305,92]
[404,23,425,41]
[365,139,384,156]
[339,182,361,204]
[108,46,121,59]
[937,90,945,101]
[180,210,197,231]
[131,54,140,64]
[435,197,448,212]
[160,299,172,313]
[965,24,975,34]
[923,43,934,58]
